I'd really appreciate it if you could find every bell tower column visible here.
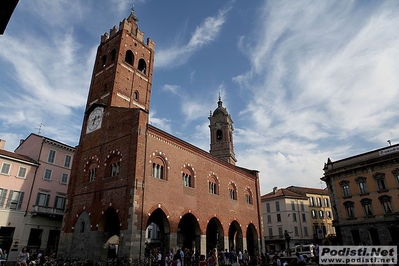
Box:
[208,96,237,165]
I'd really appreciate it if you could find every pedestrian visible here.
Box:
[295,252,306,266]
[17,246,30,266]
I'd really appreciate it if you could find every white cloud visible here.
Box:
[155,3,232,68]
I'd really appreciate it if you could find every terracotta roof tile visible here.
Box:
[0,149,38,164]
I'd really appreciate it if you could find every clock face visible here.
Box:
[87,107,103,133]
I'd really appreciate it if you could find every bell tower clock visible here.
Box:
[209,96,237,165]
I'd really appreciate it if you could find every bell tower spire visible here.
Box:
[209,95,237,165]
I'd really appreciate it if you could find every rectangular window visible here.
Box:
[319,210,324,219]
[266,203,270,213]
[36,192,50,206]
[48,150,56,163]
[304,226,308,236]
[326,211,332,219]
[302,213,307,222]
[294,226,299,236]
[311,210,317,219]
[64,154,72,168]
[17,167,27,178]
[7,190,24,210]
[277,213,281,222]
[61,173,68,184]
[317,198,322,207]
[292,213,297,222]
[0,188,8,208]
[268,228,273,238]
[291,201,295,211]
[300,202,304,211]
[376,178,387,191]
[309,197,315,206]
[0,163,11,175]
[342,185,351,197]
[267,215,271,223]
[278,227,283,238]
[54,195,66,210]
[275,201,280,212]
[359,182,368,194]
[44,169,52,180]
[324,198,330,207]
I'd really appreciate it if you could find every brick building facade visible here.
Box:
[58,11,262,262]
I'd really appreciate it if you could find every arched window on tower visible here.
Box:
[216,130,223,141]
[152,157,166,180]
[138,58,146,74]
[85,161,98,183]
[133,91,139,101]
[101,55,107,67]
[111,49,116,61]
[125,50,134,66]
[105,151,122,178]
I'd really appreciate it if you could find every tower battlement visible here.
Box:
[100,13,155,50]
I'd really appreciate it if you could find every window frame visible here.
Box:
[36,192,50,207]
[7,190,24,210]
[0,162,11,175]
[17,166,27,179]
[54,195,66,210]
[43,168,52,181]
[64,154,72,168]
[339,180,351,197]
[48,149,56,164]
[61,173,69,184]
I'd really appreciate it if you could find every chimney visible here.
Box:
[0,139,5,150]
[273,187,277,194]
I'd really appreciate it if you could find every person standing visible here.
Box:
[17,246,30,266]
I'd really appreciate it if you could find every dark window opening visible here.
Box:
[133,91,139,100]
[138,58,146,74]
[102,55,107,67]
[111,49,116,61]
[216,130,223,140]
[125,50,134,66]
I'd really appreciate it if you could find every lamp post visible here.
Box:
[215,230,219,266]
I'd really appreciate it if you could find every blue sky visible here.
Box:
[1,0,399,194]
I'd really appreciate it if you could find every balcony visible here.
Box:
[31,205,65,218]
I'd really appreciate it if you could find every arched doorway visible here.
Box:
[246,223,258,255]
[178,213,201,255]
[98,207,120,260]
[228,221,243,253]
[146,208,171,257]
[206,217,224,254]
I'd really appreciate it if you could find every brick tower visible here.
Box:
[58,10,155,261]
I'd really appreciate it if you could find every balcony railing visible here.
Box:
[31,205,65,217]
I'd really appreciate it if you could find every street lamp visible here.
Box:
[215,229,219,266]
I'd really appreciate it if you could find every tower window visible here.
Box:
[138,58,146,74]
[111,49,116,61]
[133,91,139,100]
[102,55,107,67]
[125,50,134,66]
[216,130,223,141]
